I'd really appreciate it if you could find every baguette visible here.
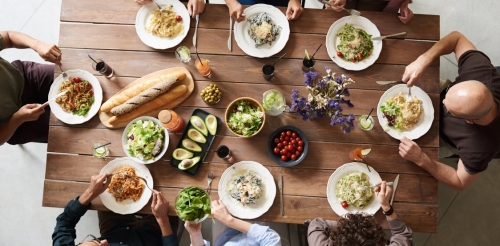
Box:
[100,70,186,112]
[108,85,188,125]
[110,76,179,116]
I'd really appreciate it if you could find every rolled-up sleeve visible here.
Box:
[246,224,281,246]
[388,216,413,246]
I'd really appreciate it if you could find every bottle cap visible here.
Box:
[158,110,172,124]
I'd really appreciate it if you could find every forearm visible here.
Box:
[416,154,471,191]
[0,113,26,145]
[420,31,466,65]
[222,217,252,234]
[385,212,413,246]
[157,218,174,236]
[1,31,39,50]
[189,231,205,246]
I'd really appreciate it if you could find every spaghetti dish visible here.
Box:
[228,172,263,205]
[108,165,145,202]
[145,5,183,38]
[55,76,94,116]
[247,13,281,48]
[336,172,374,209]
[380,93,423,131]
[336,24,373,62]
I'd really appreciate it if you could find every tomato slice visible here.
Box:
[72,77,82,83]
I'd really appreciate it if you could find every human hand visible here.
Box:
[401,55,430,86]
[399,137,428,166]
[184,220,202,235]
[13,104,47,123]
[135,0,152,5]
[33,41,62,65]
[374,181,392,210]
[187,0,205,17]
[398,5,413,24]
[211,199,233,224]
[226,0,245,22]
[324,0,346,12]
[286,0,304,20]
[79,173,113,205]
[152,190,170,221]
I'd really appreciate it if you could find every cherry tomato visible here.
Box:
[72,77,82,83]
[279,137,284,142]
[69,102,76,109]
[295,151,301,156]
[274,138,280,143]
[281,132,286,137]
[351,57,357,63]
[75,85,81,92]
[290,140,296,145]
[176,15,182,21]
[292,132,297,138]
[357,53,363,60]
[298,140,304,146]
[283,141,288,146]
[286,152,292,158]
[286,131,292,136]
[341,201,348,208]
[291,154,297,160]
[89,90,94,96]
[288,144,294,151]
[282,149,288,155]
[277,143,283,149]
[281,155,287,161]
[86,83,92,90]
[296,137,301,142]
[337,52,343,57]
[274,148,280,154]
[285,136,290,141]
[297,146,304,152]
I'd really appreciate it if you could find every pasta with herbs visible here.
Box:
[108,165,145,202]
[380,93,423,131]
[336,172,374,209]
[55,76,94,116]
[336,24,373,62]
[247,13,281,48]
[145,5,183,38]
[228,172,263,205]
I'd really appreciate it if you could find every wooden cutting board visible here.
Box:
[99,67,194,128]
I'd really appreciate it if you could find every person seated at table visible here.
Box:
[52,173,180,246]
[226,0,304,23]
[324,0,413,24]
[184,199,288,246]
[135,0,206,17]
[399,31,500,192]
[307,181,413,246]
[0,30,62,145]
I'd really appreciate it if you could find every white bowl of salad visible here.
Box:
[122,116,169,164]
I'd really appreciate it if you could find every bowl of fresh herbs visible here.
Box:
[225,97,266,137]
[174,186,211,223]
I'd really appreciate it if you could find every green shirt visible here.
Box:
[0,35,24,124]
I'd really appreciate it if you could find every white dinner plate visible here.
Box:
[325,15,382,71]
[234,4,290,58]
[326,162,382,216]
[218,161,276,219]
[377,84,434,140]
[48,69,103,124]
[99,157,153,215]
[135,0,191,49]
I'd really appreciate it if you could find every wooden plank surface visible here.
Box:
[44,0,441,232]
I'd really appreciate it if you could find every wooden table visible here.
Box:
[44,0,440,233]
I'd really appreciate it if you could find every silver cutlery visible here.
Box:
[390,174,400,205]
[371,32,406,40]
[193,14,199,48]
[44,90,68,106]
[376,80,405,85]
[153,1,165,12]
[358,182,393,191]
[228,17,233,51]
[278,174,284,216]
[138,176,153,191]
[342,7,361,16]
[206,172,214,193]
[408,87,413,100]
[59,66,68,80]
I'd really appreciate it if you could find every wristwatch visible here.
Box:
[382,205,394,216]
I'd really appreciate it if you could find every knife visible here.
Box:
[390,174,399,205]
[43,90,68,106]
[371,32,406,40]
[376,80,405,85]
[228,17,233,51]
[278,174,284,216]
[193,14,199,48]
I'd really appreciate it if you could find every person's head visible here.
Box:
[329,213,386,246]
[77,234,109,246]
[443,80,495,125]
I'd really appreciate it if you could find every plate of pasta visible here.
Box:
[48,69,103,124]
[234,4,290,58]
[327,162,382,216]
[99,157,153,214]
[218,161,276,219]
[135,0,190,49]
[377,84,434,140]
[325,16,382,71]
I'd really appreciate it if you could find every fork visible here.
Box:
[408,87,413,100]
[342,7,361,16]
[358,182,393,191]
[138,176,153,191]
[59,66,68,80]
[153,1,163,11]
[206,172,214,193]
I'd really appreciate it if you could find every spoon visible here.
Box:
[272,53,287,66]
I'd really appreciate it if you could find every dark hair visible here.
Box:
[329,213,386,246]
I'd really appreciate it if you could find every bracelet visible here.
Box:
[382,205,394,216]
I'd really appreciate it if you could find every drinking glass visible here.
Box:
[301,58,315,73]
[358,115,375,131]
[175,46,191,63]
[92,142,109,158]
[262,89,289,116]
[195,58,212,77]
[262,64,275,80]
[91,59,114,78]
[216,145,234,163]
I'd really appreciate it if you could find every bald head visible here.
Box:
[444,80,493,119]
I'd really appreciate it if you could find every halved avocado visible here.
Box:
[187,128,207,144]
[182,139,202,152]
[190,116,208,136]
[205,114,217,136]
[178,156,201,170]
[172,148,194,160]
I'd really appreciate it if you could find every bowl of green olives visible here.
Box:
[200,84,222,105]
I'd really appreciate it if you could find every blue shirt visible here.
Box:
[52,197,179,246]
[237,0,291,7]
[214,224,282,246]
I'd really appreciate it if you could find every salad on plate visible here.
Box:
[227,100,264,136]
[125,119,165,161]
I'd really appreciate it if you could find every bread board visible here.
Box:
[99,67,194,128]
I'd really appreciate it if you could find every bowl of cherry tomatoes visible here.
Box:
[267,125,308,167]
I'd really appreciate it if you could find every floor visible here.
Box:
[1,0,499,245]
